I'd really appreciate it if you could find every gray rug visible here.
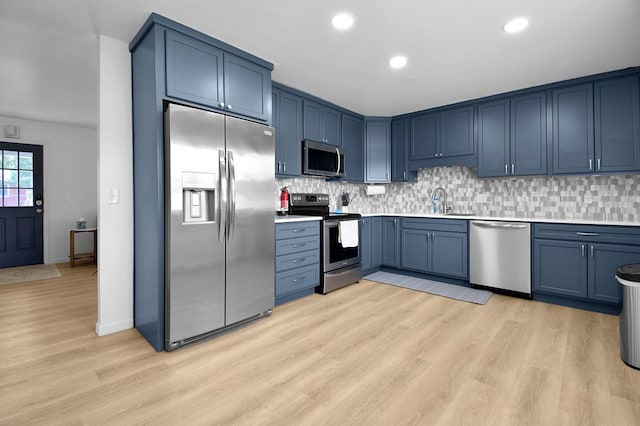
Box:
[364,271,492,305]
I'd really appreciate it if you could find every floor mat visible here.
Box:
[364,271,492,305]
[0,264,61,285]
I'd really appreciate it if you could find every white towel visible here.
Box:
[338,220,359,248]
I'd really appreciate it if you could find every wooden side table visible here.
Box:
[70,228,98,267]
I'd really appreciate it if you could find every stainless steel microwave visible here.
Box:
[302,140,345,178]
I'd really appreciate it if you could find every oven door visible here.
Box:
[323,219,360,272]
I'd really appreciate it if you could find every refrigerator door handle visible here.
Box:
[227,150,237,241]
[218,149,226,242]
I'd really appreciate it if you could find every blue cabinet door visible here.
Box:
[401,229,430,272]
[552,84,594,174]
[534,239,588,298]
[589,244,640,304]
[365,119,391,183]
[391,118,410,181]
[273,88,302,176]
[360,218,372,271]
[441,106,474,157]
[342,114,365,182]
[431,231,468,278]
[511,92,547,176]
[477,99,510,177]
[303,100,341,145]
[594,76,640,173]
[303,100,324,142]
[410,113,439,160]
[165,30,224,108]
[224,54,271,121]
[382,217,400,267]
[372,217,383,268]
[323,108,341,146]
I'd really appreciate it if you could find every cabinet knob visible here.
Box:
[283,162,286,173]
[227,104,232,110]
[219,102,225,108]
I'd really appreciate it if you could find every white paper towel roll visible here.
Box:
[365,185,386,195]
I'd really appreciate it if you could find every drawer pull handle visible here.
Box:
[576,232,599,237]
[292,243,306,248]
[292,276,306,283]
[292,257,306,264]
[292,228,306,233]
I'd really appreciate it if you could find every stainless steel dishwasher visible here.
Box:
[470,220,531,298]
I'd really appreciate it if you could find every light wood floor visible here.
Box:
[1,263,639,425]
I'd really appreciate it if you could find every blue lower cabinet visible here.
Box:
[589,243,640,304]
[532,223,640,308]
[431,231,468,278]
[399,218,468,279]
[534,239,588,298]
[275,221,320,305]
[382,217,400,267]
[401,229,431,272]
[361,217,382,273]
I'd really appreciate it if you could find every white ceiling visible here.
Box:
[1,0,640,128]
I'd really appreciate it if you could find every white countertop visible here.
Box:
[360,213,640,227]
[275,215,323,223]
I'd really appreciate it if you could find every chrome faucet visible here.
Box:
[431,187,448,214]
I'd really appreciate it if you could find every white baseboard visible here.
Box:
[95,318,133,336]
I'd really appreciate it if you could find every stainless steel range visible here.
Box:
[289,193,362,294]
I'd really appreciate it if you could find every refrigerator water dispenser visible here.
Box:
[182,171,216,223]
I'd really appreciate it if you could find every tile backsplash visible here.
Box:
[276,167,640,222]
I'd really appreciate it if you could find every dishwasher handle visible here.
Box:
[471,221,529,229]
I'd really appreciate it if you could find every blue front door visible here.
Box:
[0,142,44,267]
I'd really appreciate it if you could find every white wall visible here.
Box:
[95,35,133,336]
[0,115,98,263]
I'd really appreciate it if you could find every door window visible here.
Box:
[1,150,33,207]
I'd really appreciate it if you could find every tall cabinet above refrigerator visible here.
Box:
[130,14,274,351]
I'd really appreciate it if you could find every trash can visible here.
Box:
[616,264,640,370]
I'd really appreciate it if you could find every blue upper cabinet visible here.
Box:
[441,106,474,157]
[342,113,365,182]
[272,86,302,176]
[477,99,510,177]
[510,92,547,176]
[409,105,475,170]
[552,83,595,174]
[223,54,271,121]
[410,113,439,160]
[391,118,413,182]
[594,75,640,173]
[303,100,341,146]
[166,30,224,108]
[165,28,271,122]
[553,76,640,175]
[365,118,391,183]
[478,93,547,177]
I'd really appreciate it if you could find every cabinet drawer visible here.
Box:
[401,217,468,233]
[276,221,320,240]
[275,235,320,256]
[533,223,640,245]
[275,264,320,296]
[275,249,319,273]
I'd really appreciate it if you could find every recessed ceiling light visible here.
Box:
[331,13,354,30]
[503,17,529,33]
[389,56,407,69]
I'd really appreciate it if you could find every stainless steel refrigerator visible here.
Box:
[164,103,275,350]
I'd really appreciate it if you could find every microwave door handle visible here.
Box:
[335,148,341,176]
